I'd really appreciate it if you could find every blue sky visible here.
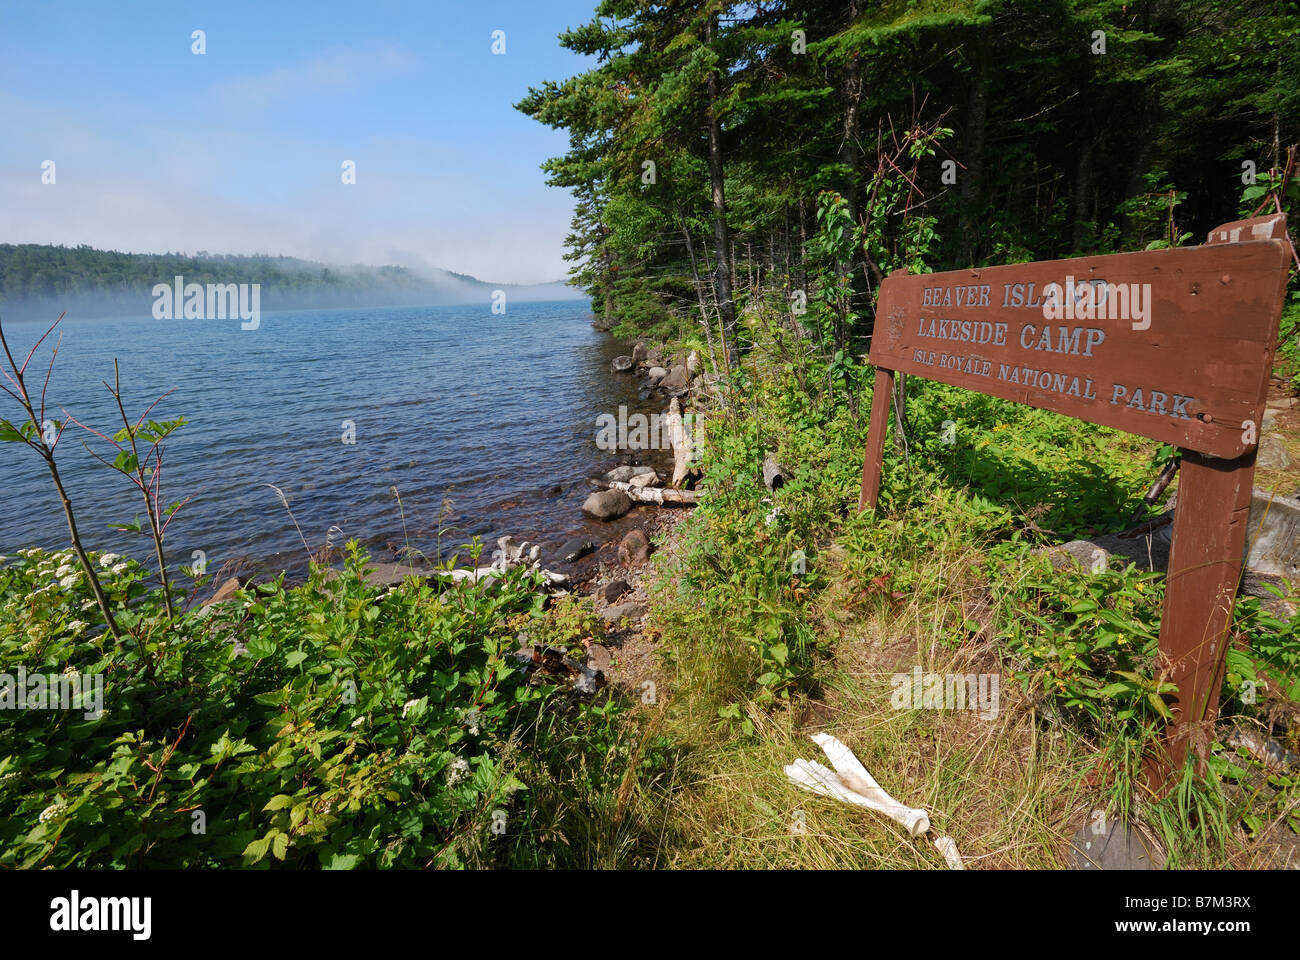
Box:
[0,0,598,283]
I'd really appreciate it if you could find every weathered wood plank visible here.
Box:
[866,241,1289,458]
[857,367,894,511]
[1155,450,1257,777]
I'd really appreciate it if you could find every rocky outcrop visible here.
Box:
[1036,488,1300,616]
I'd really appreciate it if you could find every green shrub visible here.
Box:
[0,542,581,868]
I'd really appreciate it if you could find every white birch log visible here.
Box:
[663,397,693,487]
[604,480,700,505]
[762,453,789,491]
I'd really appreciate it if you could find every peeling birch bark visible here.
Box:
[603,480,700,505]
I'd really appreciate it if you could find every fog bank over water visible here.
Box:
[0,245,581,323]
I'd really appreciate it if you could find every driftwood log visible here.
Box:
[762,453,789,491]
[664,397,693,487]
[603,480,700,505]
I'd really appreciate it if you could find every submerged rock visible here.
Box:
[611,355,635,373]
[555,538,595,563]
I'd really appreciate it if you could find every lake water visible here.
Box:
[0,301,668,582]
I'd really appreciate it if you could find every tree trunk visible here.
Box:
[960,31,988,264]
[679,211,720,376]
[1072,139,1095,253]
[839,1,862,220]
[705,14,737,368]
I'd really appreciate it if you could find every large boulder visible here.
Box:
[611,355,635,373]
[361,562,438,589]
[647,366,668,382]
[582,489,633,521]
[659,364,691,392]
[631,342,649,363]
[1034,487,1300,585]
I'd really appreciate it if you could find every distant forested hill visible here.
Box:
[0,244,577,319]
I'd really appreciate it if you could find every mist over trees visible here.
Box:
[0,244,578,320]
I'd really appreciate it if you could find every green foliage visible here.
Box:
[1002,559,1173,727]
[0,542,643,868]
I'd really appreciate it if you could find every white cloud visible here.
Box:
[214,42,417,111]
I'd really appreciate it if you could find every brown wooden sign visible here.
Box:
[858,214,1292,784]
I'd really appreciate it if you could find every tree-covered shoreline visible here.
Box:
[519,0,1298,343]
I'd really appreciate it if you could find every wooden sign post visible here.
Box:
[858,215,1292,784]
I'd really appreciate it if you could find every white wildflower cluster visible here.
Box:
[464,707,482,735]
[65,620,87,636]
[401,698,420,719]
[98,553,120,566]
[445,757,470,786]
[38,801,68,823]
[111,562,129,575]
